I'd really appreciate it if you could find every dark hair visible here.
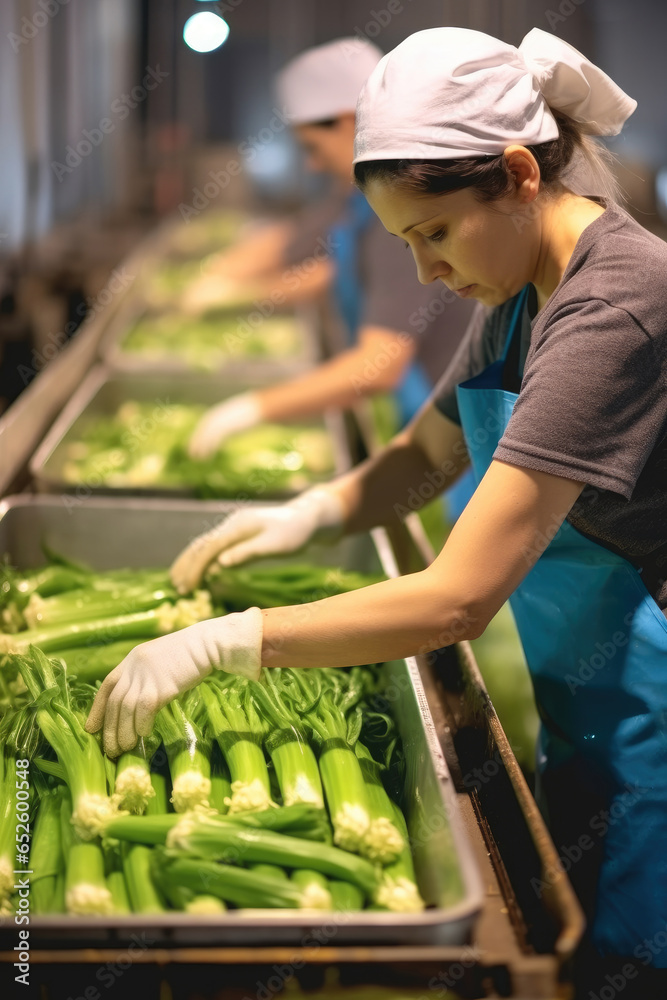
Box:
[304,118,340,129]
[354,111,619,203]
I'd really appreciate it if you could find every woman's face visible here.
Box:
[294,115,356,183]
[363,178,540,307]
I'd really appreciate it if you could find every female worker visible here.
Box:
[87,27,667,974]
[182,37,475,461]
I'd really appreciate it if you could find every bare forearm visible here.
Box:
[210,222,293,281]
[331,407,470,534]
[259,327,418,423]
[261,463,585,672]
[257,258,333,306]
[258,349,389,422]
[261,568,476,669]
[329,436,440,534]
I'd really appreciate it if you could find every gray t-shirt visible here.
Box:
[284,194,475,386]
[435,202,667,611]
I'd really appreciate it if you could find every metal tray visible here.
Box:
[0,494,484,948]
[99,300,321,377]
[29,366,351,499]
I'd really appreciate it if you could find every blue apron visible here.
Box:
[329,189,432,426]
[456,286,667,962]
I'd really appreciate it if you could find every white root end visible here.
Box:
[112,766,156,814]
[375,876,425,913]
[157,592,213,633]
[0,634,17,654]
[166,814,197,851]
[225,778,277,815]
[72,795,121,841]
[282,776,324,810]
[66,884,115,916]
[299,884,333,911]
[332,803,370,852]
[171,771,212,813]
[0,856,14,901]
[23,594,46,630]
[360,818,405,865]
[184,895,226,915]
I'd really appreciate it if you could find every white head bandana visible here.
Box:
[354,27,636,164]
[276,38,383,127]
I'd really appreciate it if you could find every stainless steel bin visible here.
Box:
[99,301,321,377]
[0,494,483,949]
[29,367,352,500]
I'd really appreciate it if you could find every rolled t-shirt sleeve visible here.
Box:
[495,299,667,499]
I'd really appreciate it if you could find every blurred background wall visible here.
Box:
[0,0,664,409]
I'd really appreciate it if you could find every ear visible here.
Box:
[503,145,540,203]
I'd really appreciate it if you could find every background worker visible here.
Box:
[181,38,476,472]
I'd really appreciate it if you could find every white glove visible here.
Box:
[170,487,345,594]
[188,392,262,460]
[85,607,263,757]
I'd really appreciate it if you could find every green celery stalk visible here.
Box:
[152,852,319,910]
[0,592,212,656]
[157,873,196,911]
[30,785,66,915]
[17,649,117,840]
[165,814,378,897]
[113,734,160,814]
[0,563,90,627]
[52,871,66,913]
[373,800,425,913]
[298,670,371,852]
[55,640,141,684]
[199,676,276,814]
[221,802,330,841]
[329,880,364,912]
[104,813,378,897]
[318,746,370,852]
[1,609,172,656]
[290,869,332,910]
[60,791,113,916]
[104,803,330,845]
[23,581,178,630]
[250,863,288,880]
[147,771,169,816]
[0,751,18,909]
[209,751,232,815]
[107,869,131,914]
[355,742,405,865]
[249,671,324,810]
[123,842,166,914]
[205,564,384,610]
[0,708,40,909]
[104,814,179,845]
[156,691,212,812]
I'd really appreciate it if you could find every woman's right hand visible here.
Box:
[170,488,345,594]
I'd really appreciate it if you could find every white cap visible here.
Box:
[276,37,383,127]
[354,27,636,163]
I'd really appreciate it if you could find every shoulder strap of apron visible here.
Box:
[500,286,531,392]
[329,190,375,342]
